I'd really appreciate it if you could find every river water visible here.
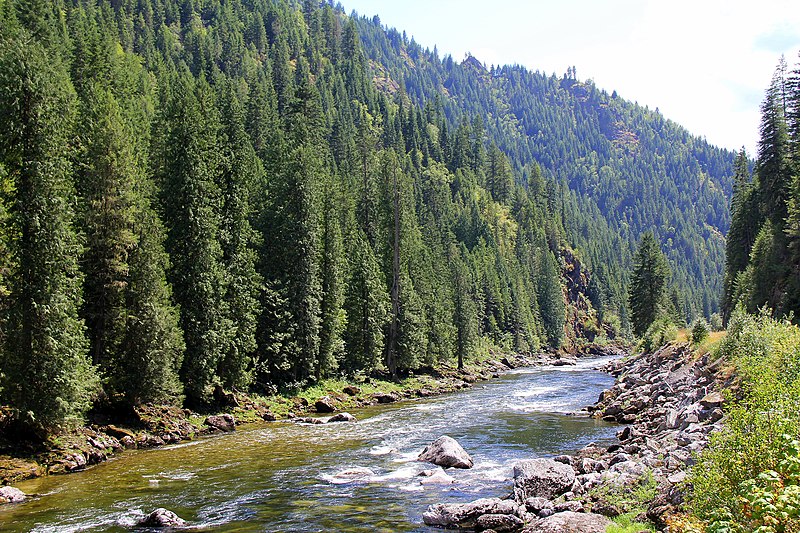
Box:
[2,357,619,532]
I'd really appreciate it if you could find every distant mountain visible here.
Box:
[355,14,737,318]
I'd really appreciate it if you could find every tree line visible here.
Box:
[722,54,800,322]
[0,0,575,432]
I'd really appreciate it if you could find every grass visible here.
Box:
[607,512,657,532]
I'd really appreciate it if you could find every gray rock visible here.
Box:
[513,458,575,501]
[527,511,611,533]
[204,414,235,432]
[0,486,26,504]
[327,412,356,423]
[418,435,474,469]
[554,500,583,513]
[423,497,520,528]
[137,508,188,528]
[293,416,326,425]
[524,497,553,513]
[476,513,524,532]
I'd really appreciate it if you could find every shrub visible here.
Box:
[688,308,800,531]
[639,316,678,353]
[709,312,723,332]
[690,317,710,344]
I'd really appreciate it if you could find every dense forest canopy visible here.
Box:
[0,0,739,431]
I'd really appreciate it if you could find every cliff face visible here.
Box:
[560,248,609,352]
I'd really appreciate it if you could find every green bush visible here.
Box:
[690,317,710,344]
[688,308,800,532]
[709,312,724,332]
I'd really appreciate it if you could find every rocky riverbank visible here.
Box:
[422,342,728,532]
[0,348,617,493]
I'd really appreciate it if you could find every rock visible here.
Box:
[476,513,524,532]
[105,425,135,440]
[204,414,235,432]
[524,497,554,513]
[0,486,26,504]
[668,471,687,484]
[342,385,361,396]
[418,435,474,469]
[262,411,277,422]
[328,467,375,484]
[700,391,724,409]
[513,458,575,501]
[552,455,573,466]
[372,392,399,404]
[501,357,515,369]
[554,500,583,513]
[327,412,356,423]
[418,467,456,485]
[0,456,45,484]
[293,416,326,425]
[137,508,188,528]
[120,436,137,449]
[527,511,611,533]
[314,396,337,413]
[423,498,520,528]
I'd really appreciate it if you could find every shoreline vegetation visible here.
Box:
[0,343,625,488]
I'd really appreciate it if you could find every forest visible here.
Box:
[0,0,738,433]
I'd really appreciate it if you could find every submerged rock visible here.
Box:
[137,508,188,528]
[204,414,235,432]
[423,497,520,528]
[0,486,26,504]
[418,435,474,469]
[513,458,575,500]
[418,467,456,485]
[327,412,356,423]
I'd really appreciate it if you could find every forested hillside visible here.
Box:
[354,14,737,319]
[0,0,736,432]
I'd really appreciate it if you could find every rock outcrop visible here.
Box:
[513,459,576,500]
[423,497,522,529]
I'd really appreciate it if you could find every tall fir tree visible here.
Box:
[628,232,670,336]
[0,28,97,429]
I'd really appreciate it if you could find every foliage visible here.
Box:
[639,316,678,353]
[629,232,672,337]
[689,308,800,531]
[691,317,711,345]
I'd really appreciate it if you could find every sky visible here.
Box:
[340,0,800,155]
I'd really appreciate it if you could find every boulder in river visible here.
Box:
[204,414,235,432]
[137,508,188,528]
[423,497,520,528]
[527,511,611,533]
[418,467,456,485]
[513,458,575,500]
[476,512,524,532]
[0,486,26,504]
[327,412,356,423]
[372,392,398,404]
[418,435,474,469]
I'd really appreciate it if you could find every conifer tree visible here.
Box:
[451,244,478,369]
[0,29,97,429]
[628,232,670,336]
[156,73,231,403]
[537,249,565,348]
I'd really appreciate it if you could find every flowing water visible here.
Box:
[1,357,619,532]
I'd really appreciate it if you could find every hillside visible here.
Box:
[354,13,737,319]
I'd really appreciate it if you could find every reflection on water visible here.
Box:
[1,357,618,532]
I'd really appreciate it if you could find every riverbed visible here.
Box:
[1,357,619,532]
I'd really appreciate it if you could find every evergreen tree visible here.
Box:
[0,29,97,429]
[537,249,565,348]
[629,232,670,336]
[155,73,231,403]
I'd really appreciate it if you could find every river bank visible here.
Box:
[0,346,624,491]
[421,341,729,532]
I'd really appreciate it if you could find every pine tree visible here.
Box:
[0,29,97,429]
[628,232,670,336]
[450,244,478,369]
[217,82,262,391]
[758,62,792,225]
[155,73,231,403]
[537,249,565,348]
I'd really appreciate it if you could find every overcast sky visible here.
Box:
[340,0,800,155]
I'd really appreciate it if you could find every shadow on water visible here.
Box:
[1,357,619,532]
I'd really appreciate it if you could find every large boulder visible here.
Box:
[526,511,611,533]
[513,458,575,501]
[418,435,474,469]
[314,396,337,413]
[204,414,235,432]
[137,508,188,528]
[0,486,26,504]
[423,497,521,529]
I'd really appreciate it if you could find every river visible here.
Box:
[1,356,619,532]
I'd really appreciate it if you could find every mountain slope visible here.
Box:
[354,14,737,318]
